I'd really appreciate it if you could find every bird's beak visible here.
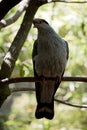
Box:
[33,20,36,28]
[33,20,39,28]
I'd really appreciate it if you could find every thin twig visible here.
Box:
[0,0,86,29]
[48,0,87,4]
[11,86,87,108]
[55,98,87,108]
[11,87,35,93]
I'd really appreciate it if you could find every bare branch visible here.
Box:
[54,98,87,108]
[0,0,22,20]
[11,86,87,109]
[11,87,35,93]
[0,76,87,85]
[0,0,86,30]
[47,0,87,4]
[0,0,30,29]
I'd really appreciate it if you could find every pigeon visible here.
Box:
[32,18,69,119]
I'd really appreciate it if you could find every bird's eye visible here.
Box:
[39,21,42,24]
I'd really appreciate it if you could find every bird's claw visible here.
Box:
[40,76,46,82]
[56,76,61,83]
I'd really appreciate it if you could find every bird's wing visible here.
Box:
[32,40,38,76]
[54,40,69,95]
[32,40,42,103]
[32,39,40,99]
[65,40,69,60]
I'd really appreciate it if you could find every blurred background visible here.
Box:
[0,1,87,130]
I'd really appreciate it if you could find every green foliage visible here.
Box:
[0,2,87,130]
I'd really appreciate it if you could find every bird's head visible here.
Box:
[33,18,49,29]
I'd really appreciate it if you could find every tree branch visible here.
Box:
[0,0,29,29]
[11,86,87,109]
[47,0,87,4]
[0,0,39,107]
[54,98,87,108]
[0,0,22,20]
[0,76,87,85]
[0,0,86,21]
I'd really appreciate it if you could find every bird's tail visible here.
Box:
[35,102,54,120]
[35,80,59,120]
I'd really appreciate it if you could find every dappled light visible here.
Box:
[0,0,87,129]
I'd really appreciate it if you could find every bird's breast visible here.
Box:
[34,37,67,77]
[34,52,63,77]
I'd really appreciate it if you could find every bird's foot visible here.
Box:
[56,76,61,83]
[40,75,46,82]
[41,75,45,80]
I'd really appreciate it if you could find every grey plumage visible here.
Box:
[32,18,69,119]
